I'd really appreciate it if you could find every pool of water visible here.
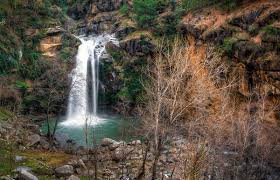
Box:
[40,114,139,147]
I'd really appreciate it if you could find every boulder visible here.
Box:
[78,159,87,170]
[39,138,50,149]
[112,146,133,162]
[28,134,41,146]
[67,175,80,180]
[46,26,65,36]
[130,140,141,145]
[55,165,74,177]
[101,138,118,147]
[19,170,38,180]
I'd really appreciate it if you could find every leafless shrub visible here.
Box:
[141,37,280,179]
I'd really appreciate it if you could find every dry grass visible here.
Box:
[141,36,280,179]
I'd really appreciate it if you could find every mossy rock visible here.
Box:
[0,140,71,176]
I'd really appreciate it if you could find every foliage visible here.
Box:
[221,37,238,55]
[19,49,47,80]
[15,80,29,91]
[219,0,239,11]
[0,108,13,121]
[182,0,217,10]
[133,0,158,28]
[120,3,129,16]
[263,25,280,36]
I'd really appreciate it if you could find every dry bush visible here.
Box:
[141,37,280,179]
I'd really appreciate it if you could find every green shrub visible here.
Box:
[182,0,216,10]
[15,80,29,91]
[263,26,280,36]
[133,0,158,28]
[120,3,129,16]
[221,37,238,55]
[219,0,239,11]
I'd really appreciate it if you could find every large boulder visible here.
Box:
[55,165,74,177]
[101,138,118,146]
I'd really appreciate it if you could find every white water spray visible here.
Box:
[61,34,118,127]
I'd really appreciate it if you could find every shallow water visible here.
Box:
[41,114,139,147]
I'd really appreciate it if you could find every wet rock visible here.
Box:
[101,138,118,147]
[55,165,74,177]
[19,170,38,180]
[67,175,80,180]
[28,134,41,146]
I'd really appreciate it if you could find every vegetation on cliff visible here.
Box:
[1,0,280,179]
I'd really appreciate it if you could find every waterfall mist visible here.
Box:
[61,34,118,127]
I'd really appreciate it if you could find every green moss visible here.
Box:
[0,140,71,176]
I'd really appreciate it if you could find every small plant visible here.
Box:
[120,3,129,16]
[15,80,29,91]
[263,25,280,36]
[221,37,238,55]
[133,0,158,28]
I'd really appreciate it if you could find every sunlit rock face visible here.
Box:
[179,1,280,97]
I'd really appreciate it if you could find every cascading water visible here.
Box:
[61,34,118,127]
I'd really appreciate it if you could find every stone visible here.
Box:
[40,138,50,149]
[131,140,141,145]
[15,156,25,162]
[28,134,41,146]
[112,146,134,162]
[101,138,118,147]
[19,170,38,180]
[0,176,14,180]
[78,159,87,170]
[67,175,80,180]
[46,26,65,35]
[55,165,74,177]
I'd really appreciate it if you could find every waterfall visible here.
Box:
[61,34,118,127]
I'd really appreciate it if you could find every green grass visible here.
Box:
[0,108,13,121]
[0,140,72,176]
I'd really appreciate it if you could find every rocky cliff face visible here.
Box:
[180,1,280,99]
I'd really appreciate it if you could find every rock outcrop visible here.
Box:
[179,1,280,98]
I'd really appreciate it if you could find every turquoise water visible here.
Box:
[41,114,139,147]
